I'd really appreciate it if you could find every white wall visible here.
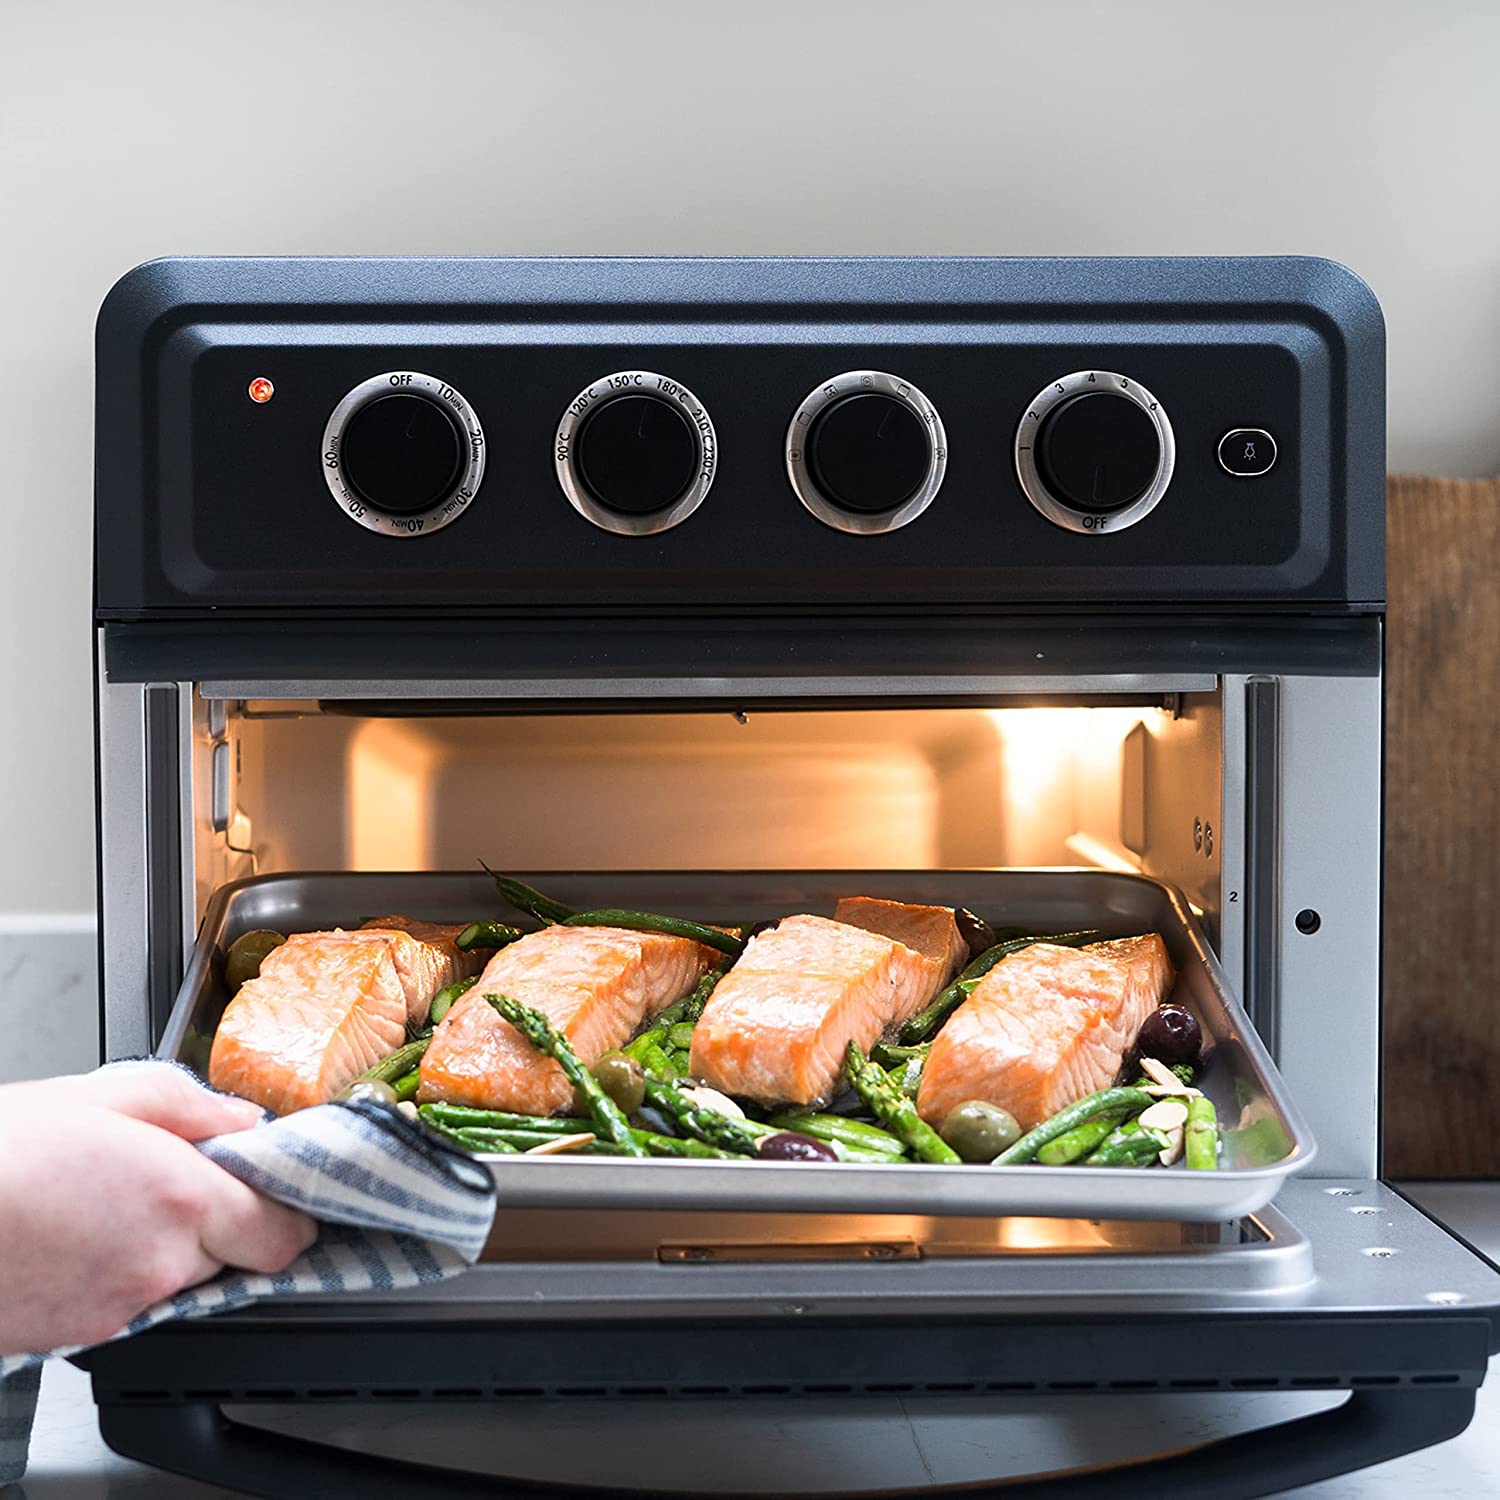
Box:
[0,0,1497,926]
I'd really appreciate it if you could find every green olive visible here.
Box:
[338,1078,398,1108]
[224,929,287,991]
[940,1100,1022,1163]
[590,1051,646,1116]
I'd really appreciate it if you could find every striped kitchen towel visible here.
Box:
[0,1067,497,1486]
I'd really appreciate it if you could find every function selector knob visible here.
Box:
[555,372,716,535]
[322,372,485,538]
[786,371,947,535]
[1015,372,1174,534]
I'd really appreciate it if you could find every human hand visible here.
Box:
[0,1065,317,1354]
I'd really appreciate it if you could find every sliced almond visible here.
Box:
[680,1085,746,1120]
[397,1101,418,1121]
[1139,1098,1190,1132]
[1157,1126,1185,1167]
[1140,1084,1205,1099]
[1138,1056,1194,1095]
[524,1132,597,1156]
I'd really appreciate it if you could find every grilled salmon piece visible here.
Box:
[833,896,968,1005]
[209,934,408,1115]
[916,934,1175,1133]
[690,914,934,1108]
[355,915,491,1026]
[418,925,711,1115]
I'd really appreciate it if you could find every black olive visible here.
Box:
[1135,1005,1203,1069]
[757,1132,838,1163]
[954,908,998,962]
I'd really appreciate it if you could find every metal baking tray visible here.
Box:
[161,870,1315,1222]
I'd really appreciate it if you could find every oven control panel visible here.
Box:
[95,257,1385,614]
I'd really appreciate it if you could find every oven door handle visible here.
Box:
[97,1385,1475,1499]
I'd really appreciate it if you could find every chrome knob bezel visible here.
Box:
[554,371,717,536]
[785,370,947,536]
[321,371,485,538]
[1014,370,1174,534]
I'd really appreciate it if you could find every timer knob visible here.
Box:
[321,372,486,538]
[786,371,947,535]
[555,372,717,536]
[1014,371,1174,535]
[341,393,466,516]
[574,393,699,515]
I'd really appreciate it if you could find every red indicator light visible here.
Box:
[247,377,275,404]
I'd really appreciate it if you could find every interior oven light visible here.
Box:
[247,376,275,403]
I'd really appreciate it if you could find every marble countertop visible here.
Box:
[11,1182,1500,1499]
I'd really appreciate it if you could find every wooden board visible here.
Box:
[1384,473,1500,1177]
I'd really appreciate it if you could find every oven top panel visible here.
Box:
[94,257,1385,616]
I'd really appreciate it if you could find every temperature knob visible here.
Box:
[1015,372,1174,534]
[555,372,716,535]
[322,372,485,538]
[786,371,946,534]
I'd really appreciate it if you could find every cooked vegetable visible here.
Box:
[419,1105,590,1134]
[641,1076,760,1155]
[642,1134,740,1160]
[898,930,1105,1044]
[992,1087,1155,1165]
[767,1113,908,1158]
[1135,1005,1203,1069]
[353,1036,431,1088]
[429,975,477,1027]
[1082,1127,1163,1167]
[224,929,287,991]
[562,909,744,958]
[1034,1111,1129,1165]
[455,920,525,952]
[427,1120,521,1154]
[484,866,576,925]
[890,1057,924,1098]
[939,1101,1022,1163]
[486,994,647,1158]
[1135,1057,1198,1094]
[871,1042,931,1069]
[758,1132,839,1163]
[1186,1095,1219,1170]
[591,1050,646,1116]
[337,1078,398,1108]
[844,1043,961,1165]
[440,1122,731,1159]
[667,1022,697,1052]
[391,1069,421,1104]
[954,908,997,961]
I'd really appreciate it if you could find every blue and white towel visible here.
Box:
[0,1066,497,1486]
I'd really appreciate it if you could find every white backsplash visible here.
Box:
[0,917,100,1082]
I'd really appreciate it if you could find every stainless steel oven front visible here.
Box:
[85,256,1500,1498]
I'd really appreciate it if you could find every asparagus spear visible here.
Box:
[428,975,477,1027]
[354,1036,431,1087]
[899,931,1105,1044]
[1186,1095,1219,1170]
[439,1123,735,1160]
[1034,1110,1129,1165]
[992,1087,1155,1165]
[640,1076,760,1155]
[419,1104,593,1133]
[844,1043,961,1165]
[455,920,526,952]
[767,1113,908,1158]
[486,994,647,1158]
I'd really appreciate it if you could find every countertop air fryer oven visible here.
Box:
[85,257,1500,1497]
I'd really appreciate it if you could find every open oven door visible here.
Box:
[77,1176,1500,1498]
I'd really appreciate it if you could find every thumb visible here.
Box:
[60,1063,267,1140]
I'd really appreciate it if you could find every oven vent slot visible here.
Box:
[117,1372,1473,1403]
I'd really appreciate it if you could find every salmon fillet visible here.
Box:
[209,934,408,1115]
[916,934,1175,1132]
[418,925,711,1114]
[690,914,935,1107]
[833,896,968,1005]
[354,915,491,1026]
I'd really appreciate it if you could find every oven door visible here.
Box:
[86,616,1500,1496]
